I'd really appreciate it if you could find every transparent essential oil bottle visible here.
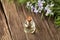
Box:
[23,16,36,34]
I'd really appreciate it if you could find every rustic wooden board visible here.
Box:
[16,4,60,40]
[0,2,12,40]
[1,0,60,40]
[1,0,27,40]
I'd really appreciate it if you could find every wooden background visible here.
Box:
[0,0,60,40]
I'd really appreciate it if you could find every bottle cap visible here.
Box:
[26,16,32,22]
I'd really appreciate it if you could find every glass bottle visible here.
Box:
[23,16,36,34]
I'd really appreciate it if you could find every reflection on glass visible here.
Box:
[23,16,36,34]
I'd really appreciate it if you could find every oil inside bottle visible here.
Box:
[23,16,36,34]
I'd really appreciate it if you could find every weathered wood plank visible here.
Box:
[46,19,59,40]
[15,6,51,40]
[16,4,58,40]
[58,31,60,40]
[1,0,60,40]
[1,0,27,40]
[0,2,12,40]
[56,28,60,40]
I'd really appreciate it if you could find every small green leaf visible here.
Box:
[17,0,27,4]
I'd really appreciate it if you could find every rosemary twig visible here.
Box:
[41,13,44,20]
[48,14,51,21]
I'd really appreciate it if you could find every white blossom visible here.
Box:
[45,4,54,16]
[31,5,35,12]
[26,1,30,8]
[34,8,38,14]
[38,0,45,13]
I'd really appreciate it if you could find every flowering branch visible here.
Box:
[26,0,54,20]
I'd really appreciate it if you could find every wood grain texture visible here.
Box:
[1,0,27,40]
[0,2,12,40]
[1,0,60,40]
[16,4,60,40]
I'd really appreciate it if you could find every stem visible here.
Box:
[41,13,44,20]
[48,14,51,21]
